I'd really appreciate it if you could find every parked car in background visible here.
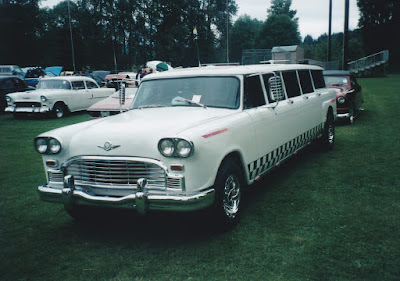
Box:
[104,73,135,89]
[0,76,34,112]
[44,66,63,77]
[323,70,363,124]
[24,66,63,87]
[87,87,138,118]
[91,70,110,80]
[34,64,336,226]
[0,65,25,79]
[5,76,115,118]
[24,67,46,87]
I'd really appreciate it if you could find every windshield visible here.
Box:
[324,76,349,86]
[37,79,71,89]
[132,77,240,109]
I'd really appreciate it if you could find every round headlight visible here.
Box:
[159,139,175,157]
[176,139,193,158]
[5,96,11,102]
[337,96,345,104]
[40,96,47,102]
[49,138,61,154]
[35,138,48,154]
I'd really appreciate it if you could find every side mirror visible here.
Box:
[268,76,284,102]
[119,83,126,106]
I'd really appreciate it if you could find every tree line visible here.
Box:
[0,0,398,71]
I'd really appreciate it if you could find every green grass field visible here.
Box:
[1,74,399,280]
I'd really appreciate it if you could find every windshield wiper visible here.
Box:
[172,96,207,108]
[138,104,168,109]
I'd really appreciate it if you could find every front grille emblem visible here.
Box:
[98,141,120,151]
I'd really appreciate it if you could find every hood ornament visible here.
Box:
[98,141,120,151]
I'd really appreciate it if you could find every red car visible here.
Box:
[87,87,137,118]
[323,70,363,124]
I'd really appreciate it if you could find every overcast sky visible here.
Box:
[40,0,360,40]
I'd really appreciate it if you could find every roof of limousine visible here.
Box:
[142,64,323,81]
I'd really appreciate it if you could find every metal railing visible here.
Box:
[348,50,389,73]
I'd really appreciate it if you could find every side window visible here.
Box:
[311,70,326,89]
[263,73,285,103]
[282,71,301,98]
[298,70,314,94]
[71,81,85,90]
[86,81,98,89]
[243,75,266,109]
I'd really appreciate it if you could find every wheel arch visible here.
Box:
[52,101,69,112]
[217,150,248,186]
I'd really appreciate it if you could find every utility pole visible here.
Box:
[328,0,332,62]
[67,0,76,72]
[226,0,229,63]
[343,0,350,70]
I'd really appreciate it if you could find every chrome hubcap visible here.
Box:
[328,124,334,144]
[56,108,63,118]
[223,174,241,218]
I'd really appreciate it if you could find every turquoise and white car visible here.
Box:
[5,76,115,118]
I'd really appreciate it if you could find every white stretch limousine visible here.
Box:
[5,76,115,118]
[34,64,337,226]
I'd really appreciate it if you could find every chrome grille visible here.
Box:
[66,158,166,188]
[15,102,41,107]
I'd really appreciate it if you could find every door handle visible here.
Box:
[315,93,321,97]
[287,99,294,104]
[303,96,309,100]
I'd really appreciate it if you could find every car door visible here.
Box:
[298,70,322,128]
[69,80,91,111]
[86,80,108,102]
[243,73,295,180]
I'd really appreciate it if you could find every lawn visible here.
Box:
[1,74,399,280]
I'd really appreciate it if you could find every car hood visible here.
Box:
[7,89,68,100]
[60,107,236,157]
[45,66,63,76]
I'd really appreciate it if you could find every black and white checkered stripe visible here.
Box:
[247,123,324,180]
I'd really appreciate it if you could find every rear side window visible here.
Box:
[244,75,265,109]
[71,81,85,90]
[311,70,325,89]
[86,81,98,89]
[298,70,314,94]
[282,71,301,98]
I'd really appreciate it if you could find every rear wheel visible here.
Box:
[319,111,335,151]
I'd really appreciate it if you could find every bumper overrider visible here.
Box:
[38,175,215,214]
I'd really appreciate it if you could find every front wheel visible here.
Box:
[348,104,355,124]
[53,103,67,118]
[212,161,243,226]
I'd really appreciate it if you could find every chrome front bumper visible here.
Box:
[5,106,50,113]
[337,113,350,119]
[38,175,215,214]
